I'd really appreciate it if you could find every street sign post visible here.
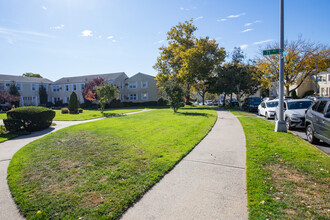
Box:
[263,49,280,56]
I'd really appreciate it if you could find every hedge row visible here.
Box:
[4,106,55,132]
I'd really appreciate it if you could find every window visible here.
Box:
[129,94,137,100]
[66,85,69,91]
[16,83,21,91]
[316,101,327,113]
[141,81,148,88]
[81,84,85,90]
[66,97,70,103]
[128,82,137,89]
[312,101,319,111]
[141,92,148,100]
[31,84,36,91]
[328,74,330,81]
[73,84,77,91]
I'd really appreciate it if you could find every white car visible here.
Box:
[258,100,278,119]
[275,99,313,130]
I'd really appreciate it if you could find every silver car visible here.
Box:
[275,99,313,130]
[305,99,330,145]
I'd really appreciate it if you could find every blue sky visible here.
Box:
[1,0,329,81]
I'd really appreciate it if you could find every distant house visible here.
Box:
[317,68,330,97]
[0,74,53,106]
[0,72,159,106]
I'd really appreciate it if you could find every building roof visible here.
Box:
[53,72,127,84]
[0,74,53,84]
[128,72,156,80]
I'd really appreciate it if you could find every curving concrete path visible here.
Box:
[121,109,248,220]
[0,110,151,220]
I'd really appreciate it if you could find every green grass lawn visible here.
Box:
[8,106,216,219]
[224,107,256,117]
[0,133,18,143]
[53,108,145,121]
[0,113,6,119]
[237,116,329,219]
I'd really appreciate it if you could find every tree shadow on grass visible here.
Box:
[176,112,209,117]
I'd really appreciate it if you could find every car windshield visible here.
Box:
[249,97,262,104]
[266,101,278,108]
[287,101,313,110]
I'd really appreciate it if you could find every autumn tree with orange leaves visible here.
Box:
[255,37,330,95]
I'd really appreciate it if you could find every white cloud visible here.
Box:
[154,40,165,44]
[227,12,246,18]
[81,30,93,37]
[112,39,116,43]
[241,28,253,33]
[194,16,203,21]
[98,35,102,39]
[42,6,47,11]
[0,27,53,38]
[107,35,114,39]
[50,24,64,30]
[217,18,227,22]
[253,39,273,45]
[244,20,261,27]
[244,22,253,26]
[240,44,248,49]
[254,20,261,23]
[180,6,196,11]
[157,31,162,34]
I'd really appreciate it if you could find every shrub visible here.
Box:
[78,108,83,113]
[7,106,55,132]
[3,119,22,132]
[303,90,315,98]
[61,108,69,114]
[157,98,168,106]
[68,92,79,113]
[291,90,299,99]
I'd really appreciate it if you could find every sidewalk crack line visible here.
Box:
[184,159,245,170]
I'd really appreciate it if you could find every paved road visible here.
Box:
[0,110,150,220]
[122,109,248,220]
[256,114,330,156]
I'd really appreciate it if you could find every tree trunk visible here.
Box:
[285,86,290,96]
[202,91,205,106]
[230,93,233,107]
[223,93,226,107]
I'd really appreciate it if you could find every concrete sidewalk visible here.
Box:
[122,109,248,220]
[0,109,150,220]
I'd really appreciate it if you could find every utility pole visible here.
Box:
[275,0,287,132]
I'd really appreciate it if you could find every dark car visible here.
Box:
[226,98,239,107]
[242,97,262,112]
[305,98,330,145]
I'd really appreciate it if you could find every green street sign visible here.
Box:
[263,49,280,56]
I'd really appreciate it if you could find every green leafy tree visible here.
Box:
[68,92,79,113]
[255,37,330,95]
[154,20,197,103]
[96,83,119,113]
[9,81,20,107]
[22,72,43,78]
[39,84,48,105]
[162,78,185,113]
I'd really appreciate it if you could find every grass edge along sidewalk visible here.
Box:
[229,108,329,219]
[7,106,217,219]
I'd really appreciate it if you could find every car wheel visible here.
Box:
[306,125,319,144]
[286,118,292,130]
[265,112,269,120]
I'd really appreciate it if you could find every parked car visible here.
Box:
[275,99,313,130]
[206,100,214,106]
[258,100,279,119]
[242,97,262,112]
[226,98,239,107]
[305,98,330,144]
[305,95,324,102]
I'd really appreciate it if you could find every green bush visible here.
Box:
[7,106,55,132]
[157,98,168,106]
[61,108,69,114]
[68,92,79,113]
[3,119,22,132]
[291,90,299,99]
[78,108,83,113]
[303,90,315,98]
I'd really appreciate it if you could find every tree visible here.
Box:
[39,84,48,105]
[8,81,20,107]
[82,78,105,103]
[68,92,79,113]
[154,20,197,103]
[0,90,20,104]
[95,83,119,113]
[22,72,42,78]
[162,78,185,113]
[256,37,330,95]
[180,37,226,104]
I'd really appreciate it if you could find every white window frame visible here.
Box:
[129,94,138,101]
[16,83,22,91]
[141,81,148,88]
[141,92,148,100]
[128,82,137,89]
[73,84,77,91]
[66,85,69,91]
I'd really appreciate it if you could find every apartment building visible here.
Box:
[0,74,52,106]
[317,68,330,97]
[0,72,158,106]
